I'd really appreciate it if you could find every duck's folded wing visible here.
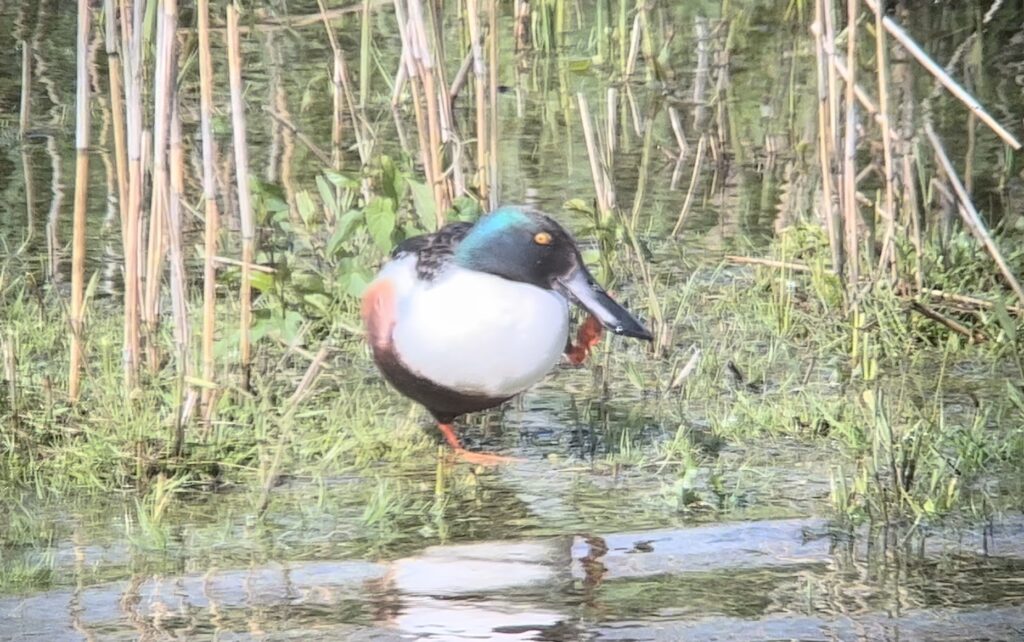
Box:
[392,221,474,281]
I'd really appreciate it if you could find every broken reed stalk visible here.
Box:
[909,301,985,343]
[119,0,144,388]
[577,93,613,219]
[841,0,859,291]
[197,0,220,414]
[863,0,1020,150]
[69,0,91,402]
[227,3,256,391]
[670,135,705,236]
[925,125,1024,309]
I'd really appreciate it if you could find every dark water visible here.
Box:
[3,0,1024,640]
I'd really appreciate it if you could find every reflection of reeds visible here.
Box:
[68,0,91,401]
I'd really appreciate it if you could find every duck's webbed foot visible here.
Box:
[565,314,604,365]
[436,422,523,466]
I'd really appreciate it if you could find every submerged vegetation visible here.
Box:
[1,0,1024,586]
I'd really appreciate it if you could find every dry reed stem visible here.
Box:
[170,98,192,456]
[227,4,256,391]
[120,0,143,388]
[69,0,91,402]
[168,97,190,375]
[605,87,618,168]
[165,1,188,367]
[725,255,812,272]
[213,256,276,273]
[577,93,611,218]
[19,39,31,137]
[841,0,859,291]
[198,0,220,414]
[394,0,436,210]
[317,0,373,200]
[3,333,19,432]
[863,0,1020,150]
[870,1,897,281]
[257,345,330,519]
[144,0,177,372]
[691,16,709,131]
[409,0,450,219]
[922,289,1024,317]
[359,0,373,109]
[725,255,1024,318]
[667,106,687,154]
[466,0,489,205]
[671,136,706,236]
[812,0,841,278]
[909,301,986,343]
[925,125,1024,308]
[262,108,333,165]
[487,0,499,209]
[103,0,128,236]
[448,47,474,101]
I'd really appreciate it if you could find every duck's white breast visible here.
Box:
[389,263,569,398]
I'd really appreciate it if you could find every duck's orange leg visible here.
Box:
[565,314,605,365]
[436,423,524,465]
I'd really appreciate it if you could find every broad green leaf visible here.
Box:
[316,175,340,220]
[327,209,365,258]
[365,197,396,251]
[563,198,593,214]
[293,272,326,294]
[407,177,437,231]
[379,155,405,206]
[324,169,360,191]
[343,269,372,298]
[451,195,483,221]
[993,300,1017,342]
[296,190,316,226]
[303,293,332,315]
[249,270,275,293]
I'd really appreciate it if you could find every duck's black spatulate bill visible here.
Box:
[558,267,653,341]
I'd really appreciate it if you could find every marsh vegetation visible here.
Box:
[1,0,1023,638]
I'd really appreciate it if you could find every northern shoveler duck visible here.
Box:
[361,205,652,464]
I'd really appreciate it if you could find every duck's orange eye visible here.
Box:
[534,232,553,245]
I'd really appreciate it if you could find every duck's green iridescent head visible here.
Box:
[454,206,652,340]
[454,206,577,288]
